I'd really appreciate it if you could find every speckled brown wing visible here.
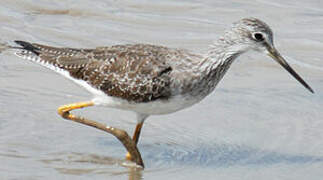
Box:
[15,41,173,103]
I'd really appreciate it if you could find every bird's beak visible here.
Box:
[266,45,314,93]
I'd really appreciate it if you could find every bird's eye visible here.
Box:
[252,32,265,41]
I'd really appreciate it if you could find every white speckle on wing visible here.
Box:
[14,50,199,115]
[15,51,106,97]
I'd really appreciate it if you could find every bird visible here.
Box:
[11,17,314,168]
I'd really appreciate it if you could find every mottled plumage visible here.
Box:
[14,18,313,111]
[12,18,313,167]
[15,42,178,103]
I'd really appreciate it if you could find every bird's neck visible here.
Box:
[188,37,249,96]
[200,37,248,78]
[176,35,250,98]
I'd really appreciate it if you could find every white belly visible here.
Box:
[92,93,201,115]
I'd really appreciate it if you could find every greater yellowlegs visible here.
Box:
[12,18,314,168]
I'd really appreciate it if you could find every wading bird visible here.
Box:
[12,18,313,168]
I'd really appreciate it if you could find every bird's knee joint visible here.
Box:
[57,107,70,118]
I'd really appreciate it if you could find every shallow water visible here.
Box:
[0,0,323,179]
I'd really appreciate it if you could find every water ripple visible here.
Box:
[142,143,323,168]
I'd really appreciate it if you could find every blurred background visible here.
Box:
[0,0,322,179]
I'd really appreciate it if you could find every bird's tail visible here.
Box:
[14,40,41,55]
[12,40,45,65]
[11,40,88,76]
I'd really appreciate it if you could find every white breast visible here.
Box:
[92,93,201,115]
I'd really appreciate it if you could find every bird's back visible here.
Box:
[14,41,182,103]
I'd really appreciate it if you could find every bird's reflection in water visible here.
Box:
[40,152,144,180]
[112,167,143,180]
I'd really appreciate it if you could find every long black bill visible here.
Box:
[267,46,314,93]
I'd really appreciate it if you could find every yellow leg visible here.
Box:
[58,101,94,119]
[57,101,144,168]
[126,122,144,160]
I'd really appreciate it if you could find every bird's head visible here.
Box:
[224,18,314,93]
